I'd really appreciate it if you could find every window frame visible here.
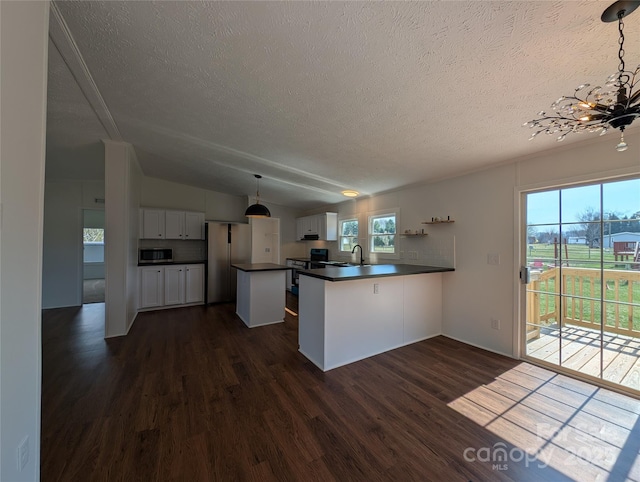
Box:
[338,218,360,252]
[368,210,399,258]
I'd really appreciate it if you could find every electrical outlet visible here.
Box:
[17,436,28,472]
[487,253,500,265]
[265,247,270,253]
[491,318,500,330]
[373,283,379,294]
[399,251,404,259]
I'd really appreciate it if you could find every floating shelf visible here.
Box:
[400,233,428,237]
[422,220,455,224]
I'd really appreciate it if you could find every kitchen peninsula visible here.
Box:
[232,263,292,328]
[298,264,454,371]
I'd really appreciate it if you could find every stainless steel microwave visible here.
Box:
[139,248,173,264]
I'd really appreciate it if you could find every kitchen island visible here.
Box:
[232,263,291,328]
[298,264,454,371]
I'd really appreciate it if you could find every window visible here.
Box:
[369,212,397,255]
[83,228,104,263]
[339,218,359,252]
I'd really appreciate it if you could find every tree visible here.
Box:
[83,228,104,242]
[342,221,358,236]
[578,207,601,248]
[629,211,640,233]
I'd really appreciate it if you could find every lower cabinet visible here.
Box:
[139,263,204,310]
[185,264,205,304]
[164,265,186,305]
[139,266,164,309]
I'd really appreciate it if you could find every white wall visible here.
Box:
[42,180,104,307]
[141,176,247,221]
[0,2,49,480]
[42,181,82,307]
[309,131,640,358]
[104,141,142,337]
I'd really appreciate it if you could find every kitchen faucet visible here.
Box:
[351,244,364,265]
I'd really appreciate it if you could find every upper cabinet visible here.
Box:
[296,213,338,241]
[140,208,205,240]
[141,209,165,239]
[184,212,205,239]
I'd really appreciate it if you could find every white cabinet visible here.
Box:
[138,263,204,310]
[140,208,205,240]
[250,217,280,264]
[164,265,186,305]
[296,213,338,241]
[164,210,184,240]
[185,264,205,304]
[141,209,165,239]
[165,210,205,240]
[184,212,205,240]
[139,266,164,309]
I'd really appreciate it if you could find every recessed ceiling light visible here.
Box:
[341,190,359,197]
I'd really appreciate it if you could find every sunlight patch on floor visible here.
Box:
[447,363,640,480]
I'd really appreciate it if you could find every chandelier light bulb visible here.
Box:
[616,133,628,151]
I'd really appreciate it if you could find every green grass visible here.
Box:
[527,243,631,269]
[530,272,640,330]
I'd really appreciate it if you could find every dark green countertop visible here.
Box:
[297,264,454,281]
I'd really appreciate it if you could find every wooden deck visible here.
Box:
[527,324,640,393]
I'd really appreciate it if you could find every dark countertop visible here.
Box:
[232,263,292,272]
[286,257,311,262]
[298,264,454,281]
[138,260,205,267]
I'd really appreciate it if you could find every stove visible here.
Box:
[309,248,329,268]
[288,249,329,293]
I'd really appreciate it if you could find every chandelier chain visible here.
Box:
[617,12,625,77]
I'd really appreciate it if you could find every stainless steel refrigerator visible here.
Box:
[206,222,251,303]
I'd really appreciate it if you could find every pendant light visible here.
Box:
[245,174,271,218]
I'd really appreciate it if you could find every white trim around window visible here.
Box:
[339,218,359,252]
[368,209,399,258]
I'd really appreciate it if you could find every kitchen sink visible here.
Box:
[321,261,372,268]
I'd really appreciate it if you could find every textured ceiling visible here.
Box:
[46,1,640,209]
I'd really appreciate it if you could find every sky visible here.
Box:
[527,178,640,226]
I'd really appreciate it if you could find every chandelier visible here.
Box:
[524,0,640,152]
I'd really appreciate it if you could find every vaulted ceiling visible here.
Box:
[45,1,640,209]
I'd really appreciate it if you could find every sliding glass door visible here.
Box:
[523,177,640,393]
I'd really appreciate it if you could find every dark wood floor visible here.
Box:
[42,297,640,481]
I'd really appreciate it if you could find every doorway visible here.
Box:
[522,177,640,394]
[83,209,105,304]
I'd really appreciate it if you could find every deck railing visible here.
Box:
[527,267,640,339]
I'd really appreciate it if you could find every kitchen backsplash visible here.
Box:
[419,234,455,268]
[139,239,206,262]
